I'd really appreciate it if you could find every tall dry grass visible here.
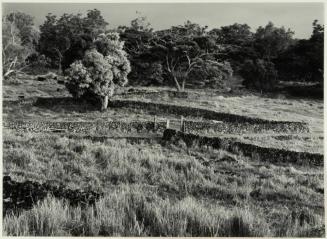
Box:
[3,130,324,237]
[4,185,272,236]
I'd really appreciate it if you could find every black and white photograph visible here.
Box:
[1,1,325,237]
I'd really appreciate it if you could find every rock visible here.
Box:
[316,187,324,194]
[3,175,11,182]
[37,76,47,81]
[250,189,261,199]
[220,155,236,162]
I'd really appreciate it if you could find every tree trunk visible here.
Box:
[100,95,109,111]
[58,61,62,74]
[172,74,181,91]
[181,78,186,91]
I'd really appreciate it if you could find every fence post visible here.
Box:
[166,119,170,129]
[154,115,157,131]
[180,116,184,132]
[182,120,186,133]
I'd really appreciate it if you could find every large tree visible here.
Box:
[276,20,324,83]
[238,22,296,91]
[254,22,295,61]
[148,22,232,91]
[65,32,131,110]
[118,14,161,86]
[209,23,256,73]
[38,9,108,71]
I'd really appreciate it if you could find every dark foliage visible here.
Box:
[61,34,94,72]
[241,59,278,91]
[38,9,107,71]
[32,8,324,93]
[276,20,324,83]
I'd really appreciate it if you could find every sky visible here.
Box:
[2,2,324,39]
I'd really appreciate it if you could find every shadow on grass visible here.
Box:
[34,97,101,113]
[278,82,323,100]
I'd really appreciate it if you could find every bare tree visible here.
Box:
[2,15,34,78]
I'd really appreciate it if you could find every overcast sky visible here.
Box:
[2,2,324,39]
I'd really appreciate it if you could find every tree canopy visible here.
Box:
[38,9,108,71]
[3,8,324,93]
[2,11,38,78]
[65,32,131,110]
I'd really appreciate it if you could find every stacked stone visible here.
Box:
[163,129,323,167]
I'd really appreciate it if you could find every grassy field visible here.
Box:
[119,87,324,134]
[227,134,324,154]
[4,78,324,133]
[3,129,324,236]
[2,76,325,236]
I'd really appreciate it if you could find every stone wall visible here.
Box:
[4,97,310,134]
[4,120,166,134]
[183,120,309,134]
[163,129,323,167]
[109,100,309,132]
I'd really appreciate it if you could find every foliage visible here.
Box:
[5,8,324,92]
[65,32,131,109]
[276,20,324,83]
[95,32,131,86]
[210,23,253,45]
[83,9,109,39]
[147,21,233,91]
[119,14,159,86]
[130,11,153,32]
[61,34,94,72]
[209,24,257,73]
[119,18,232,89]
[38,9,108,71]
[241,59,278,91]
[6,11,39,47]
[234,22,295,90]
[65,59,94,98]
[189,60,233,88]
[254,22,295,61]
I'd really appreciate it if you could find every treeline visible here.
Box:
[2,9,324,92]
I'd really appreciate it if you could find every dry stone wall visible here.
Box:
[4,120,166,134]
[163,129,323,167]
[183,120,309,134]
[109,100,309,133]
[4,97,310,134]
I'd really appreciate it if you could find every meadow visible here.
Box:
[2,75,324,237]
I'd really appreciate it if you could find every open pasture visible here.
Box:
[2,77,324,236]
